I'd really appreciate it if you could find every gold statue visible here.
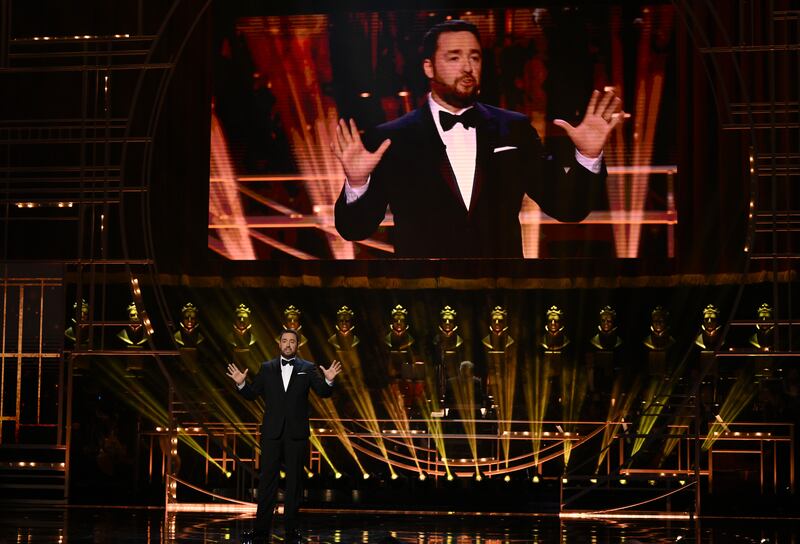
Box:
[275,305,308,348]
[749,303,774,352]
[385,304,419,412]
[65,299,90,348]
[433,305,464,381]
[643,306,675,351]
[386,304,414,355]
[590,305,622,351]
[328,305,359,351]
[229,303,257,349]
[117,302,148,347]
[541,305,569,351]
[695,304,723,350]
[174,303,204,348]
[482,305,515,419]
[482,306,514,352]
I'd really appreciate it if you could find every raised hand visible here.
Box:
[554,90,624,159]
[322,360,343,382]
[225,363,248,386]
[330,118,391,188]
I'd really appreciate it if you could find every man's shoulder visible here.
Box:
[293,358,316,370]
[374,107,426,134]
[476,103,530,125]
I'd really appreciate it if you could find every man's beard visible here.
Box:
[432,75,480,109]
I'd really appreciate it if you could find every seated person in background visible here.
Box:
[444,361,486,419]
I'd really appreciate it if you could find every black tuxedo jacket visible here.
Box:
[334,101,605,258]
[238,357,333,440]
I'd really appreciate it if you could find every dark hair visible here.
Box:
[421,20,481,60]
[280,328,299,341]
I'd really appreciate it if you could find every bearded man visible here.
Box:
[332,19,623,258]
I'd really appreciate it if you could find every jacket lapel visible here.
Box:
[285,359,301,394]
[469,103,497,214]
[418,103,467,209]
[271,358,287,396]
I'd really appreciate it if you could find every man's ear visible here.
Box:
[423,58,434,80]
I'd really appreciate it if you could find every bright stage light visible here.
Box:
[532,475,540,484]
[418,473,426,481]
[334,472,343,479]
[504,475,511,483]
[619,479,627,485]
[225,472,232,478]
[446,474,454,482]
[562,477,568,484]
[362,473,370,480]
[390,473,399,480]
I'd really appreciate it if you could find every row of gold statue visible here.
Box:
[65,300,777,354]
[63,299,780,415]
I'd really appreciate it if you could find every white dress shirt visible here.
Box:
[344,94,603,208]
[427,95,478,209]
[280,357,294,391]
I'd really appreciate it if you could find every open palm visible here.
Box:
[322,360,343,382]
[554,90,624,159]
[225,363,248,386]
[330,118,391,187]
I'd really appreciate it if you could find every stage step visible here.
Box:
[0,444,67,503]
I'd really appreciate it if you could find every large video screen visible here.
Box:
[209,5,677,260]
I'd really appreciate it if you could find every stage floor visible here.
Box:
[1,507,798,543]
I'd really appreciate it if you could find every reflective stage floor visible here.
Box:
[1,507,798,543]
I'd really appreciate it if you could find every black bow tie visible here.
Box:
[281,357,296,367]
[439,109,478,131]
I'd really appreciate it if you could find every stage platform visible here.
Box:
[2,506,799,543]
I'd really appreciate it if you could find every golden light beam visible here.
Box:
[310,396,365,474]
[414,373,451,478]
[702,371,758,451]
[560,359,588,467]
[381,386,423,473]
[488,353,518,467]
[522,356,550,465]
[337,355,395,476]
[98,362,228,474]
[597,375,642,470]
[309,431,338,474]
[448,374,480,468]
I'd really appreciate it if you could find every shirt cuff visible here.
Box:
[575,150,603,174]
[325,378,334,386]
[237,382,246,390]
[343,176,370,204]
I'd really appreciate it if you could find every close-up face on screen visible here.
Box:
[209,5,677,261]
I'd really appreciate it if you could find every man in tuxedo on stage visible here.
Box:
[226,329,342,543]
[332,19,624,258]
